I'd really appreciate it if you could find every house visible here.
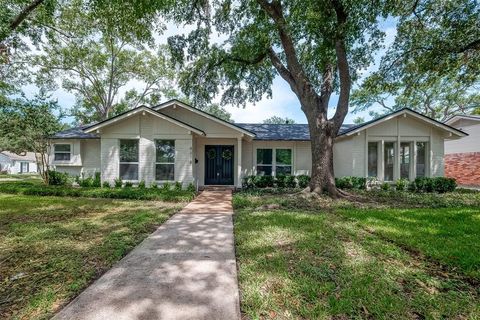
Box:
[49,99,466,188]
[444,114,480,186]
[0,151,38,174]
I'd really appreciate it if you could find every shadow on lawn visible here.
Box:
[234,209,480,319]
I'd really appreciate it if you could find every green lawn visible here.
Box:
[0,194,184,319]
[233,191,480,319]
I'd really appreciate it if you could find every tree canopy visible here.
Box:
[263,116,296,124]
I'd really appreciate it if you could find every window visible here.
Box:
[368,142,378,177]
[384,142,395,181]
[416,142,427,177]
[275,149,292,175]
[256,149,272,176]
[400,142,411,179]
[119,139,139,180]
[54,144,71,161]
[155,140,175,181]
[20,162,29,173]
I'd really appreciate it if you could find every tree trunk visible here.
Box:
[304,107,343,197]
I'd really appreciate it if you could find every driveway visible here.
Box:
[53,190,240,320]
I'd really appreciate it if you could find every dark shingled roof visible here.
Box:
[52,124,99,139]
[236,123,356,140]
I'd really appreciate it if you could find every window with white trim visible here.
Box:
[275,149,292,175]
[416,142,427,177]
[119,139,139,180]
[155,140,175,181]
[256,148,293,176]
[256,149,273,176]
[384,142,395,181]
[54,144,71,161]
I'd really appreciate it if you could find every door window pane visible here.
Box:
[384,142,395,181]
[119,140,139,180]
[400,142,411,179]
[156,164,174,181]
[368,142,378,177]
[416,142,427,177]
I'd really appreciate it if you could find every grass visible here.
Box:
[0,180,195,202]
[0,193,184,319]
[233,191,480,319]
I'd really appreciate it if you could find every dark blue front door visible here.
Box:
[205,145,234,185]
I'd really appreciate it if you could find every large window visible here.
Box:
[54,144,71,161]
[384,142,395,181]
[400,142,411,179]
[256,149,273,176]
[368,142,378,177]
[416,142,427,177]
[155,140,175,181]
[275,149,292,175]
[119,139,139,180]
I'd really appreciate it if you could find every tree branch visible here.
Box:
[9,0,45,31]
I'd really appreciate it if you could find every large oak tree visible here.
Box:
[161,0,385,196]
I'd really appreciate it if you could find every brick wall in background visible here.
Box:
[445,152,480,186]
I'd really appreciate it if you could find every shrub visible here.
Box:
[414,177,434,193]
[114,178,123,188]
[296,175,310,189]
[174,181,183,191]
[161,182,171,191]
[124,181,133,188]
[138,180,146,189]
[335,176,366,190]
[187,182,196,193]
[275,174,287,188]
[395,179,408,191]
[432,177,456,193]
[285,175,297,188]
[78,176,94,188]
[102,181,111,188]
[47,170,69,186]
[151,183,158,189]
[242,175,256,189]
[253,175,274,188]
[92,172,101,187]
[381,182,391,191]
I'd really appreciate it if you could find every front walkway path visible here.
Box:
[54,190,240,320]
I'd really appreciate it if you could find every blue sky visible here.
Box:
[23,18,397,125]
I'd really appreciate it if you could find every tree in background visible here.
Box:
[353,0,480,121]
[160,0,385,196]
[32,2,175,124]
[352,117,365,125]
[0,92,63,183]
[263,116,296,124]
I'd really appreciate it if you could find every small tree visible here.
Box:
[263,116,296,124]
[0,93,63,183]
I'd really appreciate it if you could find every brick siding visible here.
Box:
[445,152,480,186]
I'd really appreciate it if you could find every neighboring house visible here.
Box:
[49,99,466,188]
[0,151,38,174]
[444,114,480,186]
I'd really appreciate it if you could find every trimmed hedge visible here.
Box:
[335,176,366,190]
[242,175,309,189]
[409,177,457,193]
[0,181,195,202]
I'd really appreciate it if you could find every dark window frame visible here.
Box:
[119,139,139,181]
[54,144,71,161]
[155,139,175,181]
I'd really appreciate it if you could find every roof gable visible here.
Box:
[83,106,205,136]
[153,99,256,137]
[444,114,480,126]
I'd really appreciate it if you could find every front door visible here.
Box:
[205,145,234,185]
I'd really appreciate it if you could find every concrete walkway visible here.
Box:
[53,190,240,320]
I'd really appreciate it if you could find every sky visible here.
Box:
[23,18,397,125]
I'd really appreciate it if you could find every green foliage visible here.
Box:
[242,176,256,189]
[0,181,195,202]
[186,183,196,193]
[284,175,296,188]
[174,181,182,191]
[114,178,123,188]
[161,182,171,191]
[150,183,158,189]
[253,176,275,188]
[410,177,457,193]
[380,182,391,191]
[78,176,94,188]
[102,181,111,188]
[395,179,408,191]
[47,170,69,186]
[296,175,311,189]
[263,116,296,124]
[124,181,133,188]
[138,180,146,189]
[93,172,101,187]
[275,174,287,188]
[335,176,367,190]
